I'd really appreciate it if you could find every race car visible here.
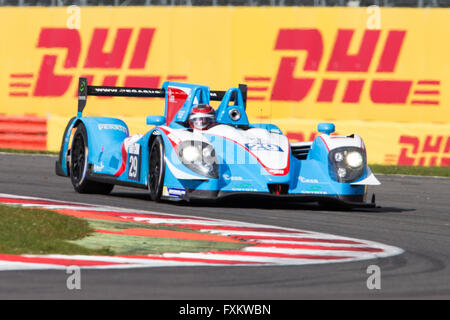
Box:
[55,77,380,208]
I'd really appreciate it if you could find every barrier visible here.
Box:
[0,7,449,123]
[1,7,449,166]
[0,115,47,150]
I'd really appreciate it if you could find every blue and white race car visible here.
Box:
[55,78,380,208]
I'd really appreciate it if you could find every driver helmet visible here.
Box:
[188,104,216,130]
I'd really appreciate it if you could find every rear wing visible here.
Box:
[77,77,247,116]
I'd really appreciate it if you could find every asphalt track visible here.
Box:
[0,153,449,299]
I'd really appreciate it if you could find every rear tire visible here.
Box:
[70,123,114,194]
[148,136,165,201]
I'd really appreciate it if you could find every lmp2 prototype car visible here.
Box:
[55,77,380,208]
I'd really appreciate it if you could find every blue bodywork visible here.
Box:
[56,81,375,207]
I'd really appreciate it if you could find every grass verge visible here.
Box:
[0,205,250,256]
[370,164,450,177]
[70,218,249,255]
[72,232,247,256]
[0,204,112,255]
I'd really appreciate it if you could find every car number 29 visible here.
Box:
[128,153,140,181]
[245,143,282,152]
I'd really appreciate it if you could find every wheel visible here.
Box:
[148,136,165,201]
[70,123,114,194]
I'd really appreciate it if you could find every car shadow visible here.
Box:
[109,190,415,214]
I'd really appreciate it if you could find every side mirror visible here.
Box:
[146,115,166,126]
[317,123,335,135]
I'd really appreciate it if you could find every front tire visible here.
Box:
[148,136,165,201]
[70,123,114,194]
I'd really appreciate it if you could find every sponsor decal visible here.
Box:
[236,182,252,189]
[222,174,244,181]
[128,142,140,156]
[299,176,319,184]
[231,182,257,192]
[300,185,328,195]
[79,80,86,94]
[163,187,186,198]
[98,124,128,134]
[301,189,328,195]
[298,176,330,185]
[266,168,285,175]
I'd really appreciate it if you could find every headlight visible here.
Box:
[177,140,218,178]
[337,167,347,178]
[334,152,344,162]
[329,147,366,182]
[181,145,202,163]
[346,151,363,168]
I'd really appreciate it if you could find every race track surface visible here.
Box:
[0,153,449,299]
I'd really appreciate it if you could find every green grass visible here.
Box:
[0,148,58,155]
[71,218,249,255]
[370,164,450,177]
[71,232,247,256]
[84,218,201,233]
[0,205,112,255]
[0,205,250,256]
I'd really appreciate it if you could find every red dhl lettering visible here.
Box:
[8,27,190,98]
[33,27,160,97]
[397,135,450,166]
[9,26,442,107]
[246,28,440,106]
[270,29,411,104]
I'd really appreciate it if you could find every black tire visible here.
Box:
[148,136,165,201]
[70,123,114,194]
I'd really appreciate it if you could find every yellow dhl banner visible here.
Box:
[0,6,449,124]
[47,115,450,167]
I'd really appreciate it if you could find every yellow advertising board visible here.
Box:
[1,7,449,166]
[0,6,449,123]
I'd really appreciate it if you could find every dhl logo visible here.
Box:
[396,135,450,167]
[8,27,442,108]
[244,29,441,106]
[8,27,187,98]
